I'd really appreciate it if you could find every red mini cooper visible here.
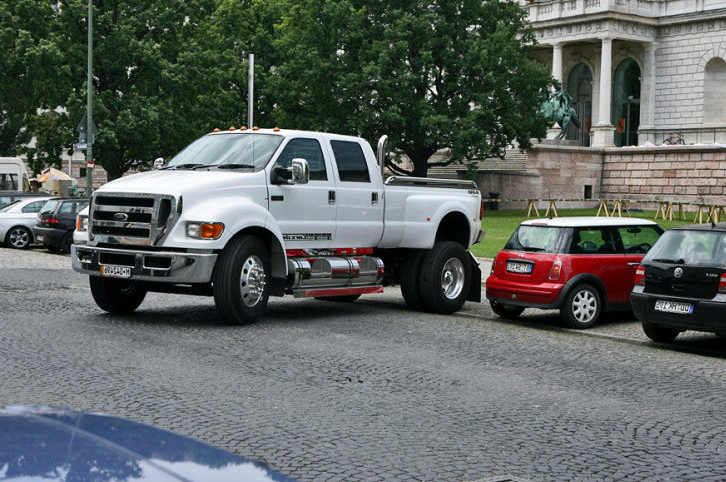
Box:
[486,217,663,328]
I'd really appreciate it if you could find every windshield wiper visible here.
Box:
[165,163,207,170]
[215,163,256,170]
[652,258,685,264]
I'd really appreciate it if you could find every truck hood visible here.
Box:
[97,170,254,197]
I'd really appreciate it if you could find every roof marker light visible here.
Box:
[274,127,280,132]
[241,126,247,130]
[252,126,259,131]
[229,126,237,131]
[213,128,220,132]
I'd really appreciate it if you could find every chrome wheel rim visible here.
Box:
[9,228,29,248]
[441,257,465,300]
[571,289,597,324]
[240,255,266,307]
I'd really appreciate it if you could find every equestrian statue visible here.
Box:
[539,89,580,140]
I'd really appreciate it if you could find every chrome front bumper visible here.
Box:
[71,245,217,283]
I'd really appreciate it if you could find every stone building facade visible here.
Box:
[523,0,726,147]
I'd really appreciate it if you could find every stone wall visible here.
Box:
[470,144,726,210]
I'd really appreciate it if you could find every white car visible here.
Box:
[0,196,56,249]
[73,206,89,245]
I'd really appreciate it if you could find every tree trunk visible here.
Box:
[105,165,125,181]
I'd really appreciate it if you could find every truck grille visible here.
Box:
[90,193,177,246]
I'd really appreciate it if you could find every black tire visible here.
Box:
[213,235,270,325]
[89,276,147,314]
[418,242,472,314]
[60,232,73,253]
[315,295,361,302]
[561,283,601,329]
[642,322,680,343]
[5,226,32,249]
[46,244,61,253]
[490,300,525,320]
[400,249,426,311]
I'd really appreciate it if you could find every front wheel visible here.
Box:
[561,284,601,329]
[213,235,270,325]
[418,242,472,314]
[5,226,32,249]
[490,300,525,320]
[642,322,679,342]
[89,276,147,314]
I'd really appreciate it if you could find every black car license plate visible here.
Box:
[654,300,693,315]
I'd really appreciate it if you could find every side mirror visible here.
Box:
[153,157,164,169]
[290,158,309,184]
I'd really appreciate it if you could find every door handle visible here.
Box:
[328,190,336,205]
[371,192,379,205]
[627,262,640,267]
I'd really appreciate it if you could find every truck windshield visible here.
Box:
[165,133,283,170]
[644,230,726,267]
[504,225,564,253]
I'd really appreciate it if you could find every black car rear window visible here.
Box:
[505,225,565,254]
[644,230,726,267]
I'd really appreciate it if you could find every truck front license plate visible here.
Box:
[654,300,693,315]
[100,265,131,278]
[506,262,533,274]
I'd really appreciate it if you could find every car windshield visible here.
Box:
[644,229,726,267]
[0,200,21,212]
[39,200,59,215]
[165,133,284,170]
[504,225,564,253]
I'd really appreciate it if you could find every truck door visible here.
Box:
[327,139,384,248]
[267,136,338,249]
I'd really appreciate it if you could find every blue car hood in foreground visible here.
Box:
[0,406,296,482]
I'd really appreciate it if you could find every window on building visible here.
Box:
[584,185,593,199]
[79,167,87,178]
[704,58,726,125]
[613,58,641,147]
[566,63,592,147]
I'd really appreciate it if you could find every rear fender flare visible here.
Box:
[557,274,609,310]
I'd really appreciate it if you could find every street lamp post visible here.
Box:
[86,0,93,196]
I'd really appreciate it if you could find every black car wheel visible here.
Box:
[418,242,472,314]
[642,322,680,343]
[490,300,525,320]
[60,232,73,253]
[89,276,147,314]
[5,226,32,249]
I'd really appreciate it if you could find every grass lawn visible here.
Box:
[470,207,694,258]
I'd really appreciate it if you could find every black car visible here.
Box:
[33,198,90,253]
[631,223,726,342]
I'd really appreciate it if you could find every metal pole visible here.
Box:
[86,0,93,196]
[248,54,254,127]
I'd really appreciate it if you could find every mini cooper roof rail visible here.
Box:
[384,176,479,190]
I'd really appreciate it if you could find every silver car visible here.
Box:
[0,196,55,249]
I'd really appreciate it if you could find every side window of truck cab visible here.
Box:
[274,138,328,181]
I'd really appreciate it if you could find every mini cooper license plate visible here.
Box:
[654,300,693,315]
[100,265,131,278]
[507,262,533,274]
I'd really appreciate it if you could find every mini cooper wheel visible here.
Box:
[490,300,525,320]
[642,322,680,343]
[213,235,270,325]
[561,284,601,329]
[5,226,32,249]
[419,242,472,314]
[89,277,147,314]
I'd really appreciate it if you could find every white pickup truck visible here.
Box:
[72,129,484,324]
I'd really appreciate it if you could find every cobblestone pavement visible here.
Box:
[3,248,726,481]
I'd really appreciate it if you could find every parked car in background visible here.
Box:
[73,205,89,245]
[486,217,663,328]
[0,196,55,249]
[33,198,90,253]
[632,223,726,342]
[0,191,52,209]
[0,405,297,482]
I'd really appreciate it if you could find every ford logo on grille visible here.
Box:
[674,267,683,278]
[113,212,129,222]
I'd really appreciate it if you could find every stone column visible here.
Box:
[592,37,615,147]
[639,43,657,143]
[552,43,564,84]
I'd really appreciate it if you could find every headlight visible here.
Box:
[186,222,224,240]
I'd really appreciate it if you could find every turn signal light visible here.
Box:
[634,266,645,286]
[548,259,562,281]
[719,273,726,293]
[200,223,224,239]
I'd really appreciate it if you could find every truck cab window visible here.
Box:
[275,138,327,181]
[330,141,370,182]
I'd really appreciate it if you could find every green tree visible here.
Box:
[273,0,552,177]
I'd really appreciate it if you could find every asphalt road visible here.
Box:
[3,248,726,481]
